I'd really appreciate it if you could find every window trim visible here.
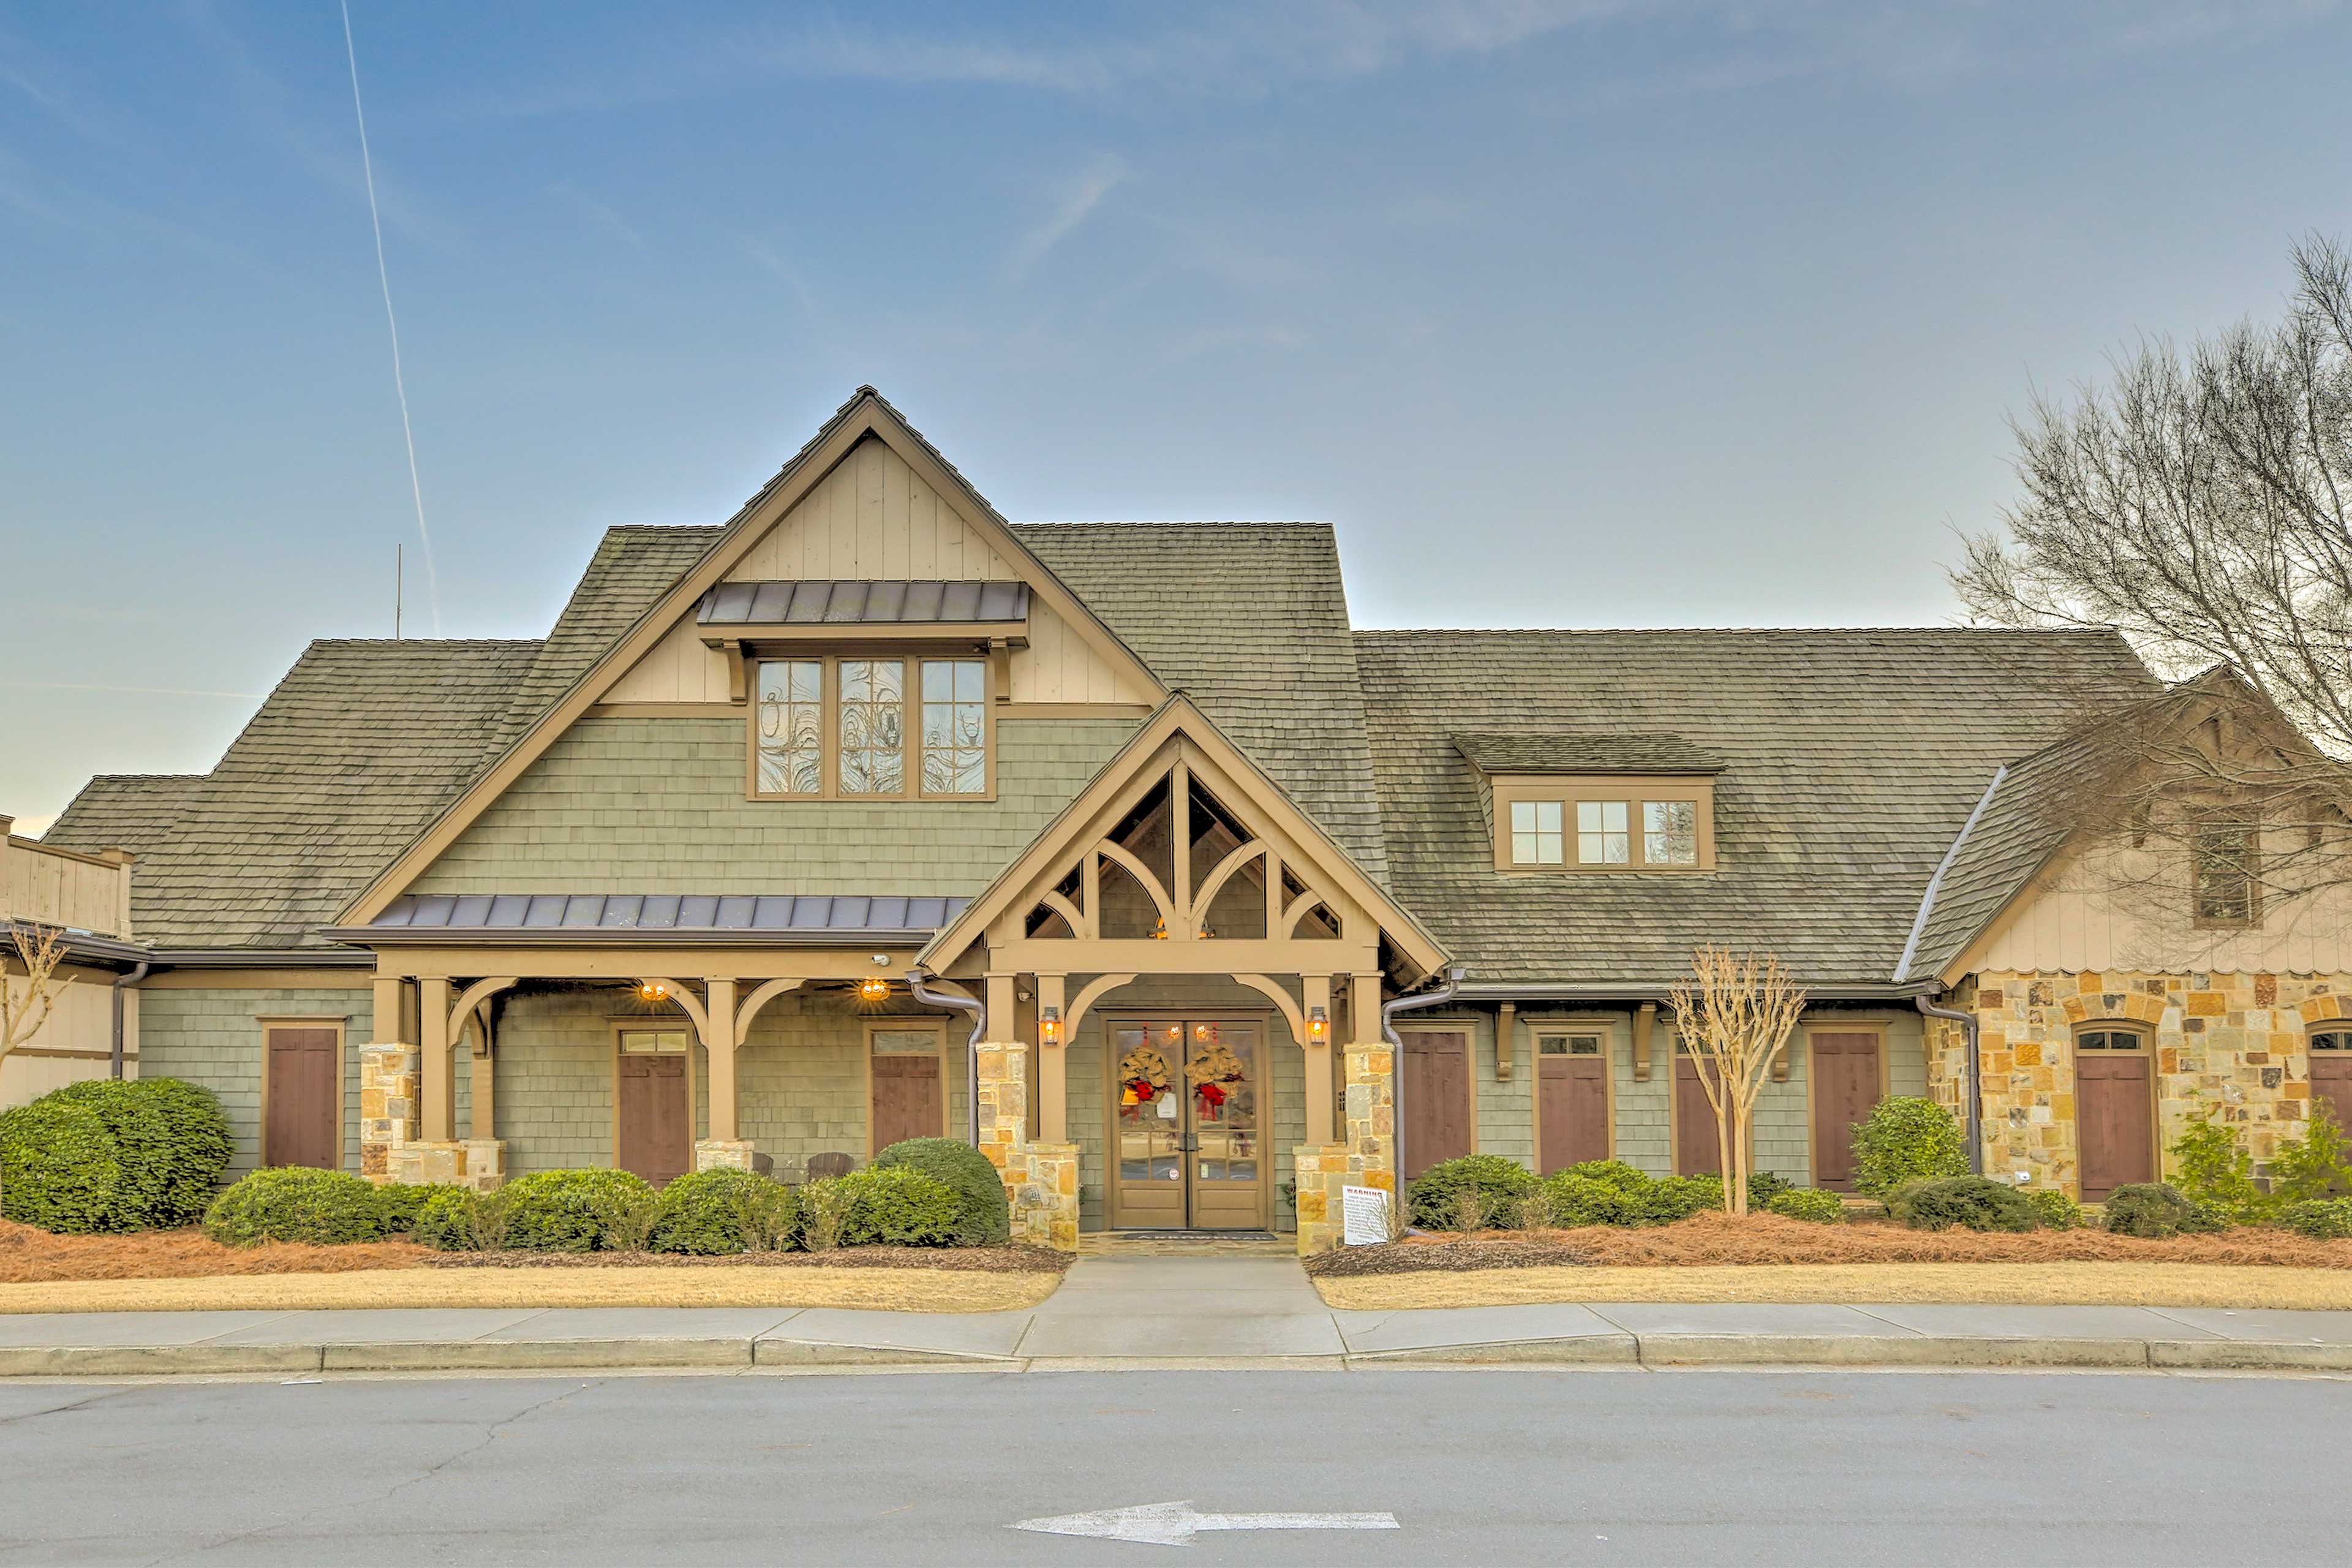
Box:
[1490,774,1716,873]
[2190,818,2262,930]
[745,648,997,804]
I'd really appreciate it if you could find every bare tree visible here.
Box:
[2,921,66,1065]
[1668,946,1807,1216]
[1952,234,2352,916]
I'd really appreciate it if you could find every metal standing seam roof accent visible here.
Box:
[698,579,1031,625]
[1453,733,1728,775]
[368,892,968,934]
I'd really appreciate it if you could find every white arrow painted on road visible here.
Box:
[1011,1500,1400,1547]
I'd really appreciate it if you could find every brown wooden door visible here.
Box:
[617,1052,690,1186]
[1809,1032,1882,1193]
[263,1027,339,1169]
[872,1053,942,1151]
[1402,1030,1471,1179]
[1675,1054,1722,1175]
[2078,1047,2153,1202]
[1537,1050,1609,1172]
[2312,1049,2352,1133]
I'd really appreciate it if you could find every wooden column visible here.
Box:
[1302,973,1334,1145]
[371,974,412,1046]
[1035,973,1068,1144]
[1496,1001,1517,1080]
[467,1015,496,1140]
[705,976,741,1142]
[418,976,454,1143]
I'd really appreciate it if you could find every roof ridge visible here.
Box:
[1012,520,1334,529]
[1357,626,2130,638]
[309,637,546,649]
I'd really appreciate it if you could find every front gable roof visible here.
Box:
[342,388,1169,927]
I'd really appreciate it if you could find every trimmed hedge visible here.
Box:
[807,1165,960,1246]
[373,1182,466,1237]
[2282,1197,2352,1240]
[1765,1187,1846,1224]
[650,1169,800,1255]
[47,1079,233,1230]
[1851,1097,1969,1198]
[410,1188,489,1251]
[0,1099,122,1234]
[500,1169,657,1252]
[1406,1154,1539,1231]
[1542,1170,1646,1227]
[2102,1182,2224,1239]
[2022,1188,2086,1231]
[872,1137,1010,1246]
[1890,1175,2040,1232]
[203,1168,387,1246]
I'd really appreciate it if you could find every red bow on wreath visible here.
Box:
[1123,1077,1160,1104]
[1193,1080,1227,1110]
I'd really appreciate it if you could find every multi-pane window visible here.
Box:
[2193,821,2259,926]
[1644,799,1698,865]
[2076,1028,2146,1051]
[751,655,989,800]
[1539,1033,1602,1055]
[2312,1031,2351,1051]
[754,659,823,796]
[1510,799,1564,865]
[1577,800,1630,865]
[921,659,988,796]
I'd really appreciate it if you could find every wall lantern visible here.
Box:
[858,956,891,1003]
[638,982,668,1002]
[1039,1005,1061,1045]
[1306,1005,1329,1044]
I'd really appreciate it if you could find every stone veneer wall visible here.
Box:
[137,987,372,1177]
[1966,969,2346,1193]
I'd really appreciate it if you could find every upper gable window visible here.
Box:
[1577,801,1630,864]
[1489,777,1716,873]
[1510,800,1564,865]
[752,655,990,802]
[2192,818,2260,927]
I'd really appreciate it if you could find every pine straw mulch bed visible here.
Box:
[1303,1211,2352,1278]
[0,1220,1067,1285]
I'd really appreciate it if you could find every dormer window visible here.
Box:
[752,655,991,801]
[1456,733,1721,875]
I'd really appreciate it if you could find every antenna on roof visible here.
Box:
[394,543,403,641]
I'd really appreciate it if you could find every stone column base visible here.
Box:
[696,1139,756,1172]
[1012,1142,1080,1250]
[385,1139,505,1191]
[358,1042,420,1180]
[1291,1138,1403,1256]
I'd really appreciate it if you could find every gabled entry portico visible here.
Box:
[919,695,1451,1253]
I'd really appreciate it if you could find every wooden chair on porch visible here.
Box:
[805,1152,856,1181]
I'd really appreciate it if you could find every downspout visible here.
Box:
[110,962,149,1080]
[907,971,987,1145]
[1381,966,1467,1201]
[1916,992,1983,1175]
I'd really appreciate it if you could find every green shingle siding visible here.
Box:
[411,716,1137,895]
[135,987,371,1178]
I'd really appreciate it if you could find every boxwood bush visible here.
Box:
[47,1079,233,1230]
[1406,1153,1539,1231]
[2281,1197,2352,1240]
[2101,1182,2224,1238]
[410,1187,490,1251]
[1744,1170,1795,1208]
[203,1168,388,1246]
[871,1137,1010,1246]
[806,1165,960,1246]
[1889,1175,2040,1232]
[650,1169,801,1254]
[1765,1187,1846,1224]
[1542,1170,1646,1227]
[1851,1097,1969,1197]
[499,1169,658,1252]
[372,1182,466,1237]
[0,1098,123,1234]
[2021,1188,2085,1231]
[1641,1174,1728,1223]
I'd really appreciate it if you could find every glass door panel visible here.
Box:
[1109,1022,1186,1227]
[1185,1022,1264,1229]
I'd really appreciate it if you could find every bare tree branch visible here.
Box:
[1668,947,1807,1215]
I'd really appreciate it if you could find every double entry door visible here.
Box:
[1109,1018,1267,1230]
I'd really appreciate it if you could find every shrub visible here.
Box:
[1851,1098,1969,1197]
[1542,1170,1646,1227]
[829,1165,961,1246]
[0,1099,122,1234]
[2281,1197,2352,1240]
[871,1137,1010,1246]
[1640,1174,1727,1224]
[2021,1188,2085,1231]
[1744,1170,1794,1208]
[801,1175,854,1251]
[410,1188,481,1251]
[203,1168,386,1246]
[47,1079,233,1230]
[1558,1159,1650,1192]
[1405,1154,1538,1231]
[650,1169,801,1255]
[372,1182,466,1237]
[499,1169,658,1253]
[2102,1182,2225,1238]
[2268,1108,2352,1207]
[2170,1111,2268,1223]
[1890,1175,2039,1232]
[1766,1187,1846,1224]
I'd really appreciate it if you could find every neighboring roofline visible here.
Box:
[1893,765,2007,984]
[149,946,378,968]
[335,387,1170,929]
[915,692,1450,979]
[1452,981,1942,1003]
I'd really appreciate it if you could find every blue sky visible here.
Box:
[4,1,2349,831]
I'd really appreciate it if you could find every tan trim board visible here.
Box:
[586,702,739,719]
[5,1047,137,1062]
[142,970,375,990]
[997,702,1157,721]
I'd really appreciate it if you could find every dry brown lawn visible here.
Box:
[1314,1262,2352,1312]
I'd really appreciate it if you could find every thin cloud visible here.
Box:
[549,181,649,251]
[1009,154,1130,281]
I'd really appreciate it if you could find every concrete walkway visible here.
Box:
[7,1254,2352,1377]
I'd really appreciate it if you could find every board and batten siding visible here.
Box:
[134,987,371,1178]
[0,969,137,1110]
[407,715,1136,897]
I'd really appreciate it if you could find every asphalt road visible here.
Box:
[1,1367,2345,1565]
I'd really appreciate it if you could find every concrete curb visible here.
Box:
[5,1335,2350,1379]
